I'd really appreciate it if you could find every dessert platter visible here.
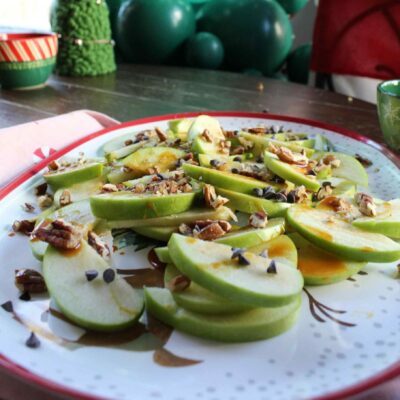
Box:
[0,112,399,400]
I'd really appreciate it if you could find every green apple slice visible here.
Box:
[313,152,368,187]
[134,226,178,241]
[53,177,104,207]
[187,115,224,142]
[289,233,366,285]
[248,235,298,267]
[107,206,234,229]
[329,179,356,198]
[264,151,320,191]
[286,205,400,262]
[216,187,291,217]
[43,241,144,331]
[183,164,279,195]
[352,199,400,238]
[168,234,304,307]
[44,162,103,191]
[169,118,193,139]
[30,200,97,261]
[90,191,197,220]
[144,287,301,342]
[107,165,139,184]
[105,142,144,162]
[192,135,223,156]
[155,220,285,264]
[102,130,146,154]
[122,147,185,177]
[164,264,250,314]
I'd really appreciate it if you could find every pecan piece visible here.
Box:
[47,160,60,171]
[101,183,119,193]
[34,182,48,196]
[355,154,372,167]
[320,154,341,168]
[315,182,334,201]
[203,184,229,209]
[200,129,213,142]
[322,196,352,213]
[22,203,35,213]
[354,192,377,217]
[167,275,191,292]
[34,219,83,250]
[12,220,35,236]
[88,231,110,259]
[37,194,53,209]
[270,145,308,166]
[287,185,308,203]
[155,127,168,142]
[247,127,267,134]
[179,220,231,241]
[249,211,268,228]
[59,190,72,206]
[15,269,47,293]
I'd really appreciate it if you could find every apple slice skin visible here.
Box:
[134,226,178,241]
[352,199,400,239]
[264,152,321,192]
[90,191,198,220]
[43,242,144,331]
[165,264,250,314]
[286,205,400,262]
[144,287,301,343]
[216,187,290,217]
[289,233,366,286]
[168,234,304,307]
[44,162,104,191]
[183,164,273,195]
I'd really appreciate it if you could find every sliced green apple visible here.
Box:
[122,147,185,178]
[187,115,224,142]
[286,204,400,262]
[183,164,278,195]
[330,179,356,198]
[43,241,144,331]
[264,151,321,191]
[107,164,139,184]
[144,287,301,342]
[289,233,366,285]
[168,234,304,307]
[216,187,291,217]
[107,206,234,229]
[134,226,178,241]
[102,130,146,154]
[169,118,193,140]
[248,235,298,267]
[352,199,400,238]
[105,142,144,162]
[90,191,198,220]
[44,162,104,191]
[164,264,250,314]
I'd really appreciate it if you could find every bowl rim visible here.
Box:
[377,79,400,99]
[0,32,57,43]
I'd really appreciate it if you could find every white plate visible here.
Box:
[0,112,399,400]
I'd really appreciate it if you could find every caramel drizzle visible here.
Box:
[303,288,356,327]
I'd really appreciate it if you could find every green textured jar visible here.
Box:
[377,80,400,152]
[0,57,56,90]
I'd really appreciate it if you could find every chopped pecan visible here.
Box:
[15,269,46,293]
[223,130,238,138]
[249,211,268,228]
[59,190,72,206]
[124,139,134,146]
[203,184,229,209]
[132,183,145,193]
[315,182,334,201]
[231,146,245,155]
[12,220,35,236]
[323,196,352,213]
[148,166,160,175]
[320,154,341,168]
[355,154,372,167]
[34,182,48,196]
[217,139,231,155]
[88,231,110,259]
[167,275,191,292]
[179,219,231,241]
[354,192,377,217]
[270,145,308,166]
[34,219,83,250]
[101,183,119,192]
[238,136,254,150]
[155,127,168,142]
[22,203,35,213]
[247,127,267,134]
[200,129,213,142]
[134,131,150,143]
[37,194,53,209]
[47,160,60,171]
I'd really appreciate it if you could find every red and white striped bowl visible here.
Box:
[0,32,58,63]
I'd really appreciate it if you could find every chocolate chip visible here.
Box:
[210,159,219,167]
[156,173,165,180]
[103,268,115,284]
[259,250,268,258]
[322,181,332,188]
[238,253,250,266]
[287,191,296,204]
[267,260,277,274]
[231,168,239,174]
[34,182,48,196]
[19,291,31,301]
[233,156,242,162]
[85,270,98,282]
[274,192,287,203]
[1,301,13,313]
[307,170,317,176]
[231,247,243,259]
[25,332,40,349]
[253,188,264,198]
[256,155,264,163]
[271,175,285,184]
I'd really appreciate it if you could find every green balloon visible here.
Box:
[106,0,129,38]
[268,71,288,81]
[276,0,308,14]
[185,32,224,69]
[198,0,293,76]
[287,43,312,84]
[116,0,196,63]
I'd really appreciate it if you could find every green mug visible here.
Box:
[377,80,400,152]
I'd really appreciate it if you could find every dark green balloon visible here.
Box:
[185,32,224,69]
[106,0,129,38]
[197,0,293,76]
[287,43,312,84]
[268,71,288,81]
[276,0,308,14]
[116,0,196,63]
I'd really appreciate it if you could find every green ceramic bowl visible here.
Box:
[0,33,58,90]
[377,80,400,152]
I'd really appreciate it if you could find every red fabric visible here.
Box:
[311,0,400,80]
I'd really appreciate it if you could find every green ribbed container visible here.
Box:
[0,57,56,90]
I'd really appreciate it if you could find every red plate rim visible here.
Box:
[0,111,399,400]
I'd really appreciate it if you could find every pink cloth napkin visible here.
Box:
[0,110,120,187]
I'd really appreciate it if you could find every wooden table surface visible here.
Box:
[0,65,398,400]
